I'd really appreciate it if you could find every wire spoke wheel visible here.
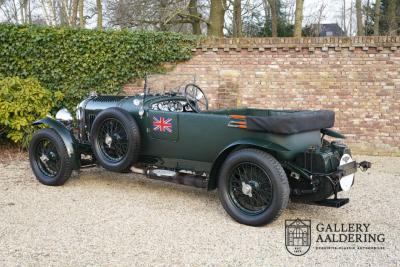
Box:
[29,128,73,186]
[98,118,128,162]
[218,149,289,226]
[91,108,141,172]
[228,162,274,215]
[34,138,61,177]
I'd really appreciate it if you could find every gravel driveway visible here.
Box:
[0,155,399,266]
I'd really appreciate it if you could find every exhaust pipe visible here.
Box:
[130,167,207,188]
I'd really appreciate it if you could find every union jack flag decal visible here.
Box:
[152,116,173,133]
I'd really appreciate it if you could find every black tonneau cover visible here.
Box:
[246,110,335,134]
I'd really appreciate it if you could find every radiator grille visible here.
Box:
[88,114,96,130]
[93,96,123,103]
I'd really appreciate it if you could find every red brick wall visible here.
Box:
[124,36,400,156]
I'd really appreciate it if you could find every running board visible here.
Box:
[312,198,349,208]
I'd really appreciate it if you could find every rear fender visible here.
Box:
[207,138,289,190]
[321,128,346,139]
[33,117,80,169]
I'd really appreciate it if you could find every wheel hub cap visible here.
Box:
[241,182,253,197]
[35,138,61,178]
[40,154,49,163]
[105,134,112,147]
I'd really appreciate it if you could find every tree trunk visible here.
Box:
[373,0,381,36]
[365,0,370,35]
[387,0,397,35]
[79,0,85,28]
[349,0,353,35]
[21,0,30,23]
[294,0,304,37]
[267,0,278,37]
[48,0,56,25]
[233,0,242,37]
[356,0,363,35]
[27,0,32,23]
[71,0,79,26]
[96,0,102,29]
[19,0,25,23]
[262,0,270,22]
[342,0,347,34]
[188,0,201,35]
[60,0,69,26]
[208,0,226,37]
[159,0,168,31]
[40,0,51,25]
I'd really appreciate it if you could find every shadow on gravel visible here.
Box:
[68,166,216,199]
[68,166,335,220]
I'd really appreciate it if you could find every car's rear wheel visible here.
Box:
[91,108,141,172]
[218,148,289,226]
[29,128,72,186]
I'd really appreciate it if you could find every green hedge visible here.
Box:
[0,24,197,111]
[0,77,63,147]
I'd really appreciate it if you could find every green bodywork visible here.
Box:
[85,96,320,159]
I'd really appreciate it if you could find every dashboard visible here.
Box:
[150,100,193,112]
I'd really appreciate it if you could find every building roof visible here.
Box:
[318,23,346,36]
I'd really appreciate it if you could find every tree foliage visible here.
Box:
[0,24,197,111]
[107,0,207,34]
[233,0,293,37]
[364,0,399,36]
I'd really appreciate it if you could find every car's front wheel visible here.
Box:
[218,148,289,226]
[29,128,73,186]
[91,108,141,172]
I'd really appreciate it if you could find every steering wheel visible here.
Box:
[184,84,209,112]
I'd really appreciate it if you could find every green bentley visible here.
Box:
[28,82,371,226]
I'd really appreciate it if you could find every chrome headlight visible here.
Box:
[76,101,85,121]
[55,108,73,123]
[339,154,355,191]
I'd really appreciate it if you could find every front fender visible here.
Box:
[33,117,80,169]
[207,138,289,190]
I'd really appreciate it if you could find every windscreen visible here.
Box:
[145,74,196,96]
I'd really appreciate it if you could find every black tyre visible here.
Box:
[29,128,73,186]
[90,107,140,172]
[218,148,289,226]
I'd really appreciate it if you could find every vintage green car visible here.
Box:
[28,82,370,226]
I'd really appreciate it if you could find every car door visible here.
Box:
[146,109,179,142]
